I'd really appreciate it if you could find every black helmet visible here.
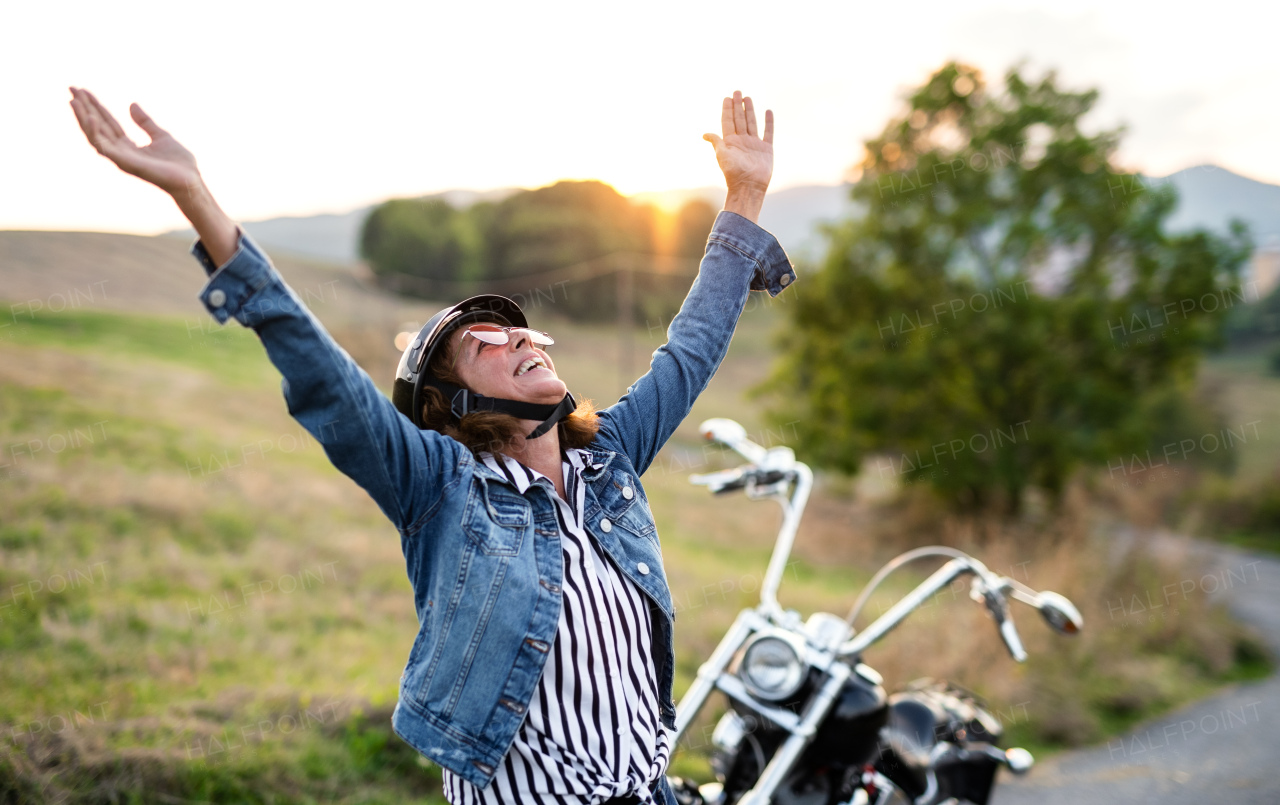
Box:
[392,294,575,439]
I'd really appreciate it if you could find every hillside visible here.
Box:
[0,230,428,326]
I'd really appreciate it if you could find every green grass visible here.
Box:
[0,302,276,387]
[1200,344,1280,486]
[1182,344,1280,551]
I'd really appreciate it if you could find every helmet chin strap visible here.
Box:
[524,393,577,440]
[425,379,576,440]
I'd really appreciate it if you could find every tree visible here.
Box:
[479,180,699,321]
[358,181,714,321]
[359,198,483,294]
[481,180,651,280]
[765,62,1252,513]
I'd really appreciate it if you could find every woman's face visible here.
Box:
[447,321,567,407]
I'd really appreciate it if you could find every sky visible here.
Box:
[4,0,1277,235]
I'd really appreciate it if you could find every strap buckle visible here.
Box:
[450,388,473,420]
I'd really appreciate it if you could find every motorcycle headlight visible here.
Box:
[738,632,806,701]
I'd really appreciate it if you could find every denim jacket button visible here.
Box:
[637,562,650,575]
[208,289,227,307]
[780,272,792,287]
[600,518,612,533]
[622,486,634,500]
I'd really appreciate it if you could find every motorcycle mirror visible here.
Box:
[699,418,769,465]
[1004,747,1034,774]
[1037,591,1084,635]
[700,418,747,445]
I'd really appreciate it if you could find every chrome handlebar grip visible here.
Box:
[689,466,749,494]
[999,618,1028,662]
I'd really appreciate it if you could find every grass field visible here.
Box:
[1198,347,1280,487]
[0,258,1272,801]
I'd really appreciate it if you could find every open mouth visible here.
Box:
[515,356,548,377]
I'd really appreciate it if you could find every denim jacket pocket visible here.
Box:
[462,478,530,556]
[614,494,657,543]
[605,470,655,540]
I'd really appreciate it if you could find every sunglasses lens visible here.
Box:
[463,325,554,347]
[465,324,509,345]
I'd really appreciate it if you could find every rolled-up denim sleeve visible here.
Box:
[597,211,795,475]
[191,231,458,532]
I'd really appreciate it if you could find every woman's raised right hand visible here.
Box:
[70,87,239,265]
[69,87,201,199]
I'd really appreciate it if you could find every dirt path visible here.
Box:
[991,541,1280,804]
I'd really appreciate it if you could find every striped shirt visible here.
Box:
[442,449,670,805]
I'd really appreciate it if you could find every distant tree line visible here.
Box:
[359,180,718,322]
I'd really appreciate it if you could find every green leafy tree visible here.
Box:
[359,198,482,294]
[765,62,1252,512]
[482,180,650,280]
[358,182,715,321]
[480,180,697,320]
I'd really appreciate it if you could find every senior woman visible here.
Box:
[70,87,795,805]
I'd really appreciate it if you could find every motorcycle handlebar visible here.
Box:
[691,417,1081,661]
[689,466,747,494]
[840,553,1072,662]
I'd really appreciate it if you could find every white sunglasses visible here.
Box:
[461,324,555,347]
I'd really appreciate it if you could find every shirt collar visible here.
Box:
[478,448,594,494]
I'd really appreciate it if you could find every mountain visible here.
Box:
[1150,165,1280,246]
[161,165,1279,267]
[758,184,859,259]
[210,207,371,263]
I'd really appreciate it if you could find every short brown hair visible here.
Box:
[419,327,599,455]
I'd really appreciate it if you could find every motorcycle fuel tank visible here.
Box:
[802,668,889,768]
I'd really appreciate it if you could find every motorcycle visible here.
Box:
[665,419,1084,805]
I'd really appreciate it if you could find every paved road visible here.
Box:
[991,541,1280,804]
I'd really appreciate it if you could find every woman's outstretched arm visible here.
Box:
[67,87,462,537]
[597,91,795,473]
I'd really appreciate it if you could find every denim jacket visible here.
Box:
[192,210,794,788]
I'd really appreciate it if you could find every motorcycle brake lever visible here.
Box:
[969,577,1027,662]
[689,467,748,489]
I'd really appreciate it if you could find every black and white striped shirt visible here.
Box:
[442,449,670,805]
